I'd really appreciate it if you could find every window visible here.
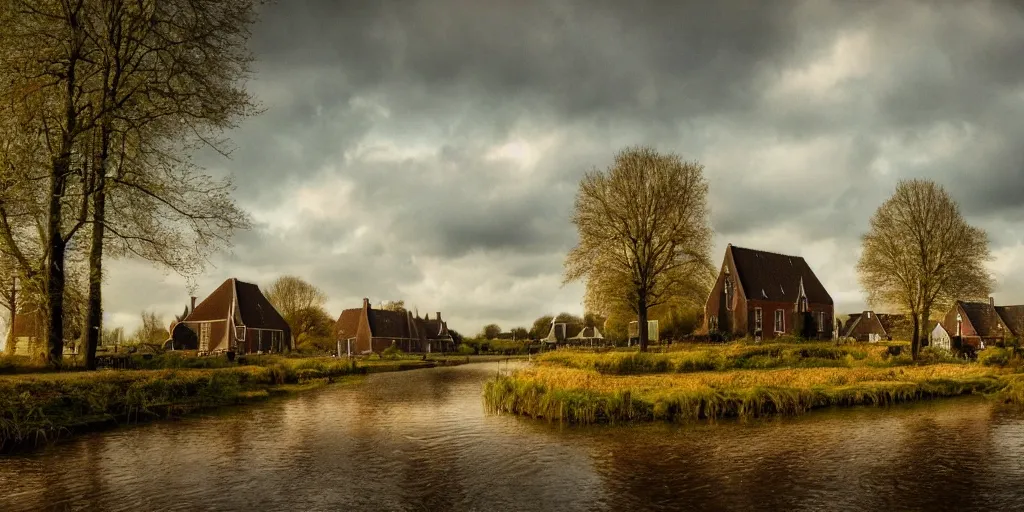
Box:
[724,277,733,311]
[818,311,824,332]
[709,315,718,331]
[754,307,762,332]
[956,313,963,337]
[235,326,246,341]
[775,310,785,333]
[199,323,211,352]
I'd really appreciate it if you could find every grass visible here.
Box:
[484,364,1013,425]
[0,355,439,452]
[485,341,1024,425]
[535,341,922,375]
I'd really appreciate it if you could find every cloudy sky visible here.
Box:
[90,0,1024,337]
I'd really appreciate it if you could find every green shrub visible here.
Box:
[980,347,1011,367]
[381,345,405,360]
[457,344,476,355]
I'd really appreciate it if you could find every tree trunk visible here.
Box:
[84,181,106,370]
[921,306,931,351]
[911,312,921,360]
[46,183,67,366]
[638,303,649,352]
[4,277,15,356]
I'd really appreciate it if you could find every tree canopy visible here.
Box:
[564,146,714,351]
[857,179,992,358]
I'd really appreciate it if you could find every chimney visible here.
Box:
[363,298,370,309]
[190,296,196,312]
[436,312,442,322]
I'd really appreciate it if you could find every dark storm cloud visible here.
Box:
[98,0,1024,334]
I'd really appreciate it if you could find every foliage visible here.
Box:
[529,316,554,339]
[264,276,330,348]
[857,179,992,359]
[380,300,406,312]
[381,345,406,360]
[564,146,715,351]
[484,364,1009,425]
[129,311,169,345]
[481,324,502,340]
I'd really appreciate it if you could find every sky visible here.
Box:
[88,0,1024,338]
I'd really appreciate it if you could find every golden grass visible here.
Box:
[484,363,1015,425]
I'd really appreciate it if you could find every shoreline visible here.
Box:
[484,344,1024,425]
[0,355,523,454]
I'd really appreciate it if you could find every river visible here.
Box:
[2,361,1024,511]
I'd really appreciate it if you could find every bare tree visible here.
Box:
[264,276,328,344]
[857,179,992,359]
[565,146,714,351]
[129,310,166,345]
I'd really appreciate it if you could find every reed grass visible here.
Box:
[537,341,928,375]
[484,364,1013,425]
[0,357,370,452]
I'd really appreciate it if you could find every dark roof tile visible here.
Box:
[729,246,833,305]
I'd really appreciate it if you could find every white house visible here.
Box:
[930,323,951,351]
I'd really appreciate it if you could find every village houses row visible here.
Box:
[703,244,1020,350]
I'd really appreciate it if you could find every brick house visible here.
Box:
[703,244,834,341]
[335,298,454,354]
[167,278,292,354]
[941,298,1024,349]
[841,311,890,342]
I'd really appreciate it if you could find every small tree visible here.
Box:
[857,179,992,359]
[381,300,406,312]
[481,324,502,340]
[565,146,714,351]
[265,276,329,346]
[510,327,529,340]
[529,315,554,339]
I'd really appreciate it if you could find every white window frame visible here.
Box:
[817,311,824,332]
[754,307,762,333]
[200,323,211,352]
[775,309,785,333]
[235,326,246,341]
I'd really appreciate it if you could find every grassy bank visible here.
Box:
[536,341,928,375]
[485,344,1024,425]
[0,355,447,452]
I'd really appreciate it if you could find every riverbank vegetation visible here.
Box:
[485,341,1024,425]
[0,353,517,452]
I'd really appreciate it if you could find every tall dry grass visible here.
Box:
[484,364,1011,425]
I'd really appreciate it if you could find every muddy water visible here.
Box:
[2,362,1024,511]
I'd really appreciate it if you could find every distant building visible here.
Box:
[541,322,568,345]
[7,305,79,356]
[335,298,454,354]
[940,298,1024,350]
[930,323,951,350]
[167,278,292,354]
[704,244,834,341]
[841,311,889,342]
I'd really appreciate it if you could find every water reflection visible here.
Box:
[1,363,1024,511]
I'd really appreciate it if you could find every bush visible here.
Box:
[980,347,1011,367]
[381,345,405,360]
[457,344,476,355]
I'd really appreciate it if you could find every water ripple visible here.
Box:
[2,364,1024,511]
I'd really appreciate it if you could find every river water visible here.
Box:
[2,362,1024,511]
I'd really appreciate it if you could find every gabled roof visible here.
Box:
[995,305,1024,337]
[957,301,1009,338]
[572,326,603,339]
[728,245,833,305]
[842,311,888,338]
[184,278,289,332]
[367,309,416,339]
[335,309,361,339]
[542,323,568,343]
